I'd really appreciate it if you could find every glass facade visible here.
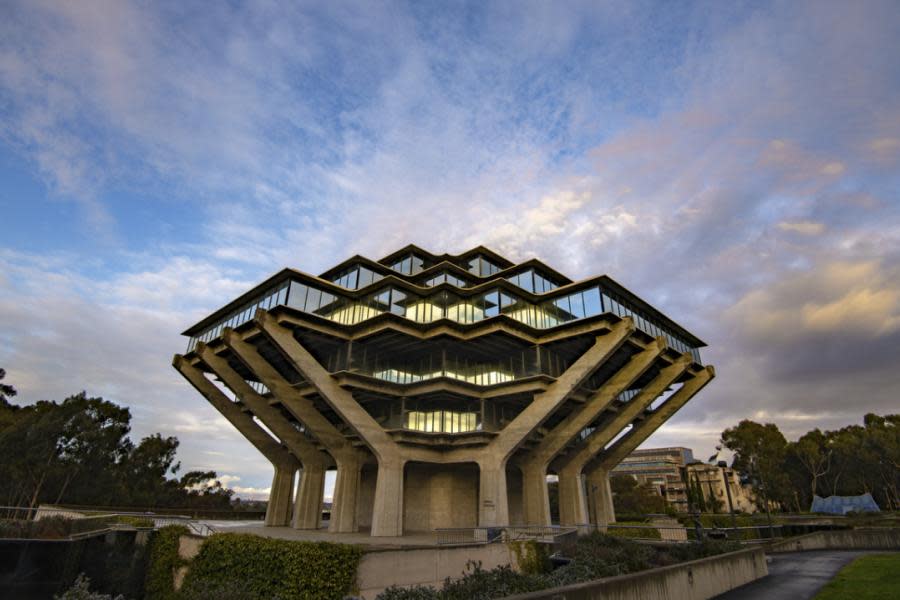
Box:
[390,253,428,275]
[187,277,702,364]
[467,255,502,277]
[329,265,384,289]
[507,269,558,293]
[424,271,469,288]
[406,410,479,433]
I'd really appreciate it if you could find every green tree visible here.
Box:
[721,420,790,510]
[609,475,669,516]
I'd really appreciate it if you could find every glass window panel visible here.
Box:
[277,285,287,306]
[304,287,322,312]
[411,255,425,274]
[484,291,500,317]
[347,269,358,289]
[358,267,374,288]
[390,289,406,316]
[584,288,602,316]
[520,270,535,293]
[570,292,586,318]
[554,296,572,319]
[288,282,309,310]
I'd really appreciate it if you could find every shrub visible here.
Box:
[180,533,362,600]
[607,521,663,540]
[376,585,441,600]
[144,525,190,600]
[0,515,73,539]
[55,574,125,600]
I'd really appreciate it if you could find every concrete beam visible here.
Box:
[195,344,329,529]
[255,310,415,536]
[221,328,367,533]
[556,355,691,526]
[172,355,297,470]
[590,365,715,474]
[518,336,663,525]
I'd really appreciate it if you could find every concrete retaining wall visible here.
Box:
[501,547,767,600]
[767,528,900,553]
[357,543,518,599]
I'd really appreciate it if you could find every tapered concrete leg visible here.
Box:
[478,459,510,527]
[370,459,404,536]
[266,463,296,527]
[586,469,615,529]
[520,462,551,526]
[293,466,326,530]
[330,456,362,533]
[557,467,589,526]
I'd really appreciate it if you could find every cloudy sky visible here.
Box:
[1,0,898,499]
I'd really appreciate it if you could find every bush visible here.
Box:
[607,521,662,540]
[0,515,73,539]
[180,533,362,600]
[377,585,441,600]
[144,525,190,600]
[55,574,124,600]
[509,540,552,574]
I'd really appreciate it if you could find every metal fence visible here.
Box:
[572,522,786,543]
[435,525,578,546]
[0,505,217,539]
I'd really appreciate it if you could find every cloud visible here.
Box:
[777,221,826,235]
[1,0,899,488]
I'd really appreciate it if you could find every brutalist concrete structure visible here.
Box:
[173,245,713,536]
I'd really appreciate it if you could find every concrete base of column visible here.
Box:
[557,467,588,527]
[520,462,551,526]
[370,459,404,537]
[586,469,615,530]
[330,456,362,533]
[478,460,510,527]
[293,466,326,530]
[265,463,296,527]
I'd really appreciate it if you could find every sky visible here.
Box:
[1,0,899,500]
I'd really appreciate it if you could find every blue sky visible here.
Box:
[2,0,899,499]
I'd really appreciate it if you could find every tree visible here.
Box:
[789,429,832,501]
[721,420,790,510]
[0,368,16,403]
[610,474,670,516]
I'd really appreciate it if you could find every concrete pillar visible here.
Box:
[478,458,510,526]
[586,468,615,528]
[266,463,296,527]
[557,466,589,526]
[293,465,326,530]
[330,455,363,533]
[370,458,405,536]
[520,462,551,526]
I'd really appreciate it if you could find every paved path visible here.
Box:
[716,550,875,599]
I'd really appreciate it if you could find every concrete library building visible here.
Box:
[173,245,713,537]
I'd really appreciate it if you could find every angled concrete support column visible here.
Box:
[517,334,662,525]
[557,470,589,527]
[586,469,615,528]
[490,320,633,462]
[293,466,326,529]
[330,455,363,533]
[588,366,716,478]
[267,462,296,527]
[554,355,691,526]
[371,458,405,536]
[477,458,510,526]
[173,355,301,528]
[222,328,370,532]
[255,311,428,536]
[196,344,329,530]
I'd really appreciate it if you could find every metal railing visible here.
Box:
[435,525,578,546]
[574,521,786,543]
[0,505,218,539]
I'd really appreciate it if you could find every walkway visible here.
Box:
[715,550,875,599]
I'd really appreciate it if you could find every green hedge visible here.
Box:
[607,521,662,540]
[144,525,190,600]
[180,533,362,600]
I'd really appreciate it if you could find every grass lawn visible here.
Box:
[814,553,900,599]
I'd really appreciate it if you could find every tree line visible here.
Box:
[0,368,233,512]
[722,414,900,512]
